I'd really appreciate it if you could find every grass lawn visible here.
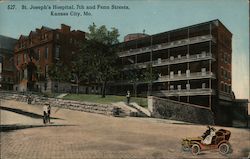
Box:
[63,94,148,107]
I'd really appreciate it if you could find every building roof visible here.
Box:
[119,19,231,45]
[0,35,17,52]
[41,26,53,31]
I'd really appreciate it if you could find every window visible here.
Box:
[17,54,21,65]
[24,69,27,80]
[55,46,60,59]
[177,85,181,91]
[186,70,190,77]
[45,65,49,79]
[221,83,224,91]
[170,71,174,79]
[202,83,206,89]
[201,68,206,76]
[45,47,49,59]
[225,84,228,93]
[37,49,40,61]
[221,68,224,77]
[25,53,28,63]
[224,84,227,92]
[178,70,181,76]
[56,33,60,40]
[157,58,161,64]
[224,53,228,64]
[170,85,174,90]
[224,70,228,80]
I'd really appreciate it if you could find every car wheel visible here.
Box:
[219,143,230,155]
[191,144,200,155]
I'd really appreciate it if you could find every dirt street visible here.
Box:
[1,100,249,159]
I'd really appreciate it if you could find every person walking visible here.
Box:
[27,95,32,104]
[43,104,48,124]
[47,103,51,123]
[126,90,131,105]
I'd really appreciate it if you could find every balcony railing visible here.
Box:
[118,35,216,57]
[123,52,215,70]
[112,71,215,86]
[152,88,215,97]
[156,71,216,82]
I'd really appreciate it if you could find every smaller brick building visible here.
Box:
[14,24,85,92]
[0,35,17,90]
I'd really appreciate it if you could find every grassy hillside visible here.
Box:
[63,94,148,107]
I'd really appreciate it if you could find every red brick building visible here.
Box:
[14,24,85,92]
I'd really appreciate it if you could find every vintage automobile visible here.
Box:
[181,127,232,155]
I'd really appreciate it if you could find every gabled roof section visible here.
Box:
[29,31,38,37]
[41,26,53,31]
[18,35,28,40]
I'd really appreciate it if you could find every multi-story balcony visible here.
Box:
[157,71,216,82]
[123,52,215,70]
[118,35,216,58]
[152,88,215,97]
[113,70,215,86]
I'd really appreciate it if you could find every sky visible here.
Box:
[0,0,249,100]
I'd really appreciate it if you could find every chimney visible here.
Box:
[61,24,70,32]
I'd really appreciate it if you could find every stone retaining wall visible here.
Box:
[0,92,113,116]
[148,96,214,124]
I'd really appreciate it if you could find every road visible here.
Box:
[1,100,249,159]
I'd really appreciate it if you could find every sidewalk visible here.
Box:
[1,99,249,159]
[0,100,68,132]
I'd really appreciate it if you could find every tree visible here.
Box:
[124,66,142,97]
[48,61,71,92]
[76,23,120,97]
[141,64,159,96]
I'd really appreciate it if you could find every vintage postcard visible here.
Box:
[0,0,249,158]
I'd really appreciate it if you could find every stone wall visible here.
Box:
[0,92,113,116]
[148,96,214,124]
